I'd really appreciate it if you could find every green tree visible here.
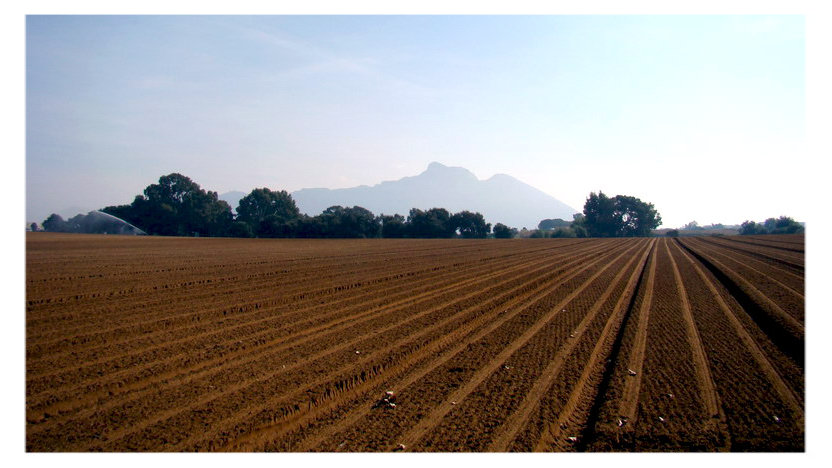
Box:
[380,214,407,238]
[772,216,803,234]
[538,218,571,230]
[613,195,661,237]
[582,191,619,237]
[451,211,491,238]
[406,208,455,238]
[550,227,577,238]
[317,206,380,238]
[493,223,515,239]
[236,188,300,237]
[739,220,764,235]
[570,213,589,238]
[739,217,803,235]
[104,173,233,236]
[42,213,68,232]
[581,191,661,237]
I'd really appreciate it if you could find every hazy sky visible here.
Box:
[26,15,805,228]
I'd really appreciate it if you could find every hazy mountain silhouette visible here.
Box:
[285,162,577,229]
[219,191,247,213]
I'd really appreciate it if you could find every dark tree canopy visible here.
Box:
[538,218,571,230]
[103,173,232,237]
[493,223,515,239]
[576,191,661,237]
[739,216,803,235]
[236,188,300,237]
[380,214,407,238]
[406,208,455,238]
[42,211,145,235]
[316,205,380,238]
[613,195,661,237]
[451,210,491,239]
[42,214,68,232]
[67,172,504,239]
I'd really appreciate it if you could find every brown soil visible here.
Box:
[26,233,804,452]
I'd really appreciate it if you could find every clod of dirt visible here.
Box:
[394,443,406,451]
[373,391,398,409]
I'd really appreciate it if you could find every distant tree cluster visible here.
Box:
[528,192,660,238]
[680,221,730,232]
[41,212,145,235]
[101,173,232,237]
[573,191,661,237]
[537,218,571,230]
[43,173,502,239]
[739,216,804,235]
[493,223,518,239]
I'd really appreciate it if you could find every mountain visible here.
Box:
[219,191,247,213]
[290,162,578,229]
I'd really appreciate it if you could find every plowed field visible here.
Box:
[25,233,804,452]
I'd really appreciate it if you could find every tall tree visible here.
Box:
[104,173,233,236]
[316,206,380,238]
[613,195,661,237]
[236,188,300,237]
[380,214,407,238]
[493,223,515,239]
[451,210,491,238]
[580,191,661,237]
[538,218,571,230]
[42,213,68,232]
[581,191,619,237]
[406,208,455,238]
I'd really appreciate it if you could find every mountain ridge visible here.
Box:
[223,162,577,229]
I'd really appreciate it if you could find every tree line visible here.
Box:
[738,217,803,235]
[39,175,669,239]
[41,173,495,239]
[527,191,661,238]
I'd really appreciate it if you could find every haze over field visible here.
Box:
[26,15,805,228]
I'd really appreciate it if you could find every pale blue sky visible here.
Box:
[26,15,805,228]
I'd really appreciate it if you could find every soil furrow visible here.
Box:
[664,240,730,449]
[28,241,611,436]
[390,240,644,451]
[65,241,626,451]
[486,239,651,451]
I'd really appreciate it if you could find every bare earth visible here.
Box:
[25,233,804,451]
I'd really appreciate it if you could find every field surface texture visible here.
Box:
[26,234,804,452]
